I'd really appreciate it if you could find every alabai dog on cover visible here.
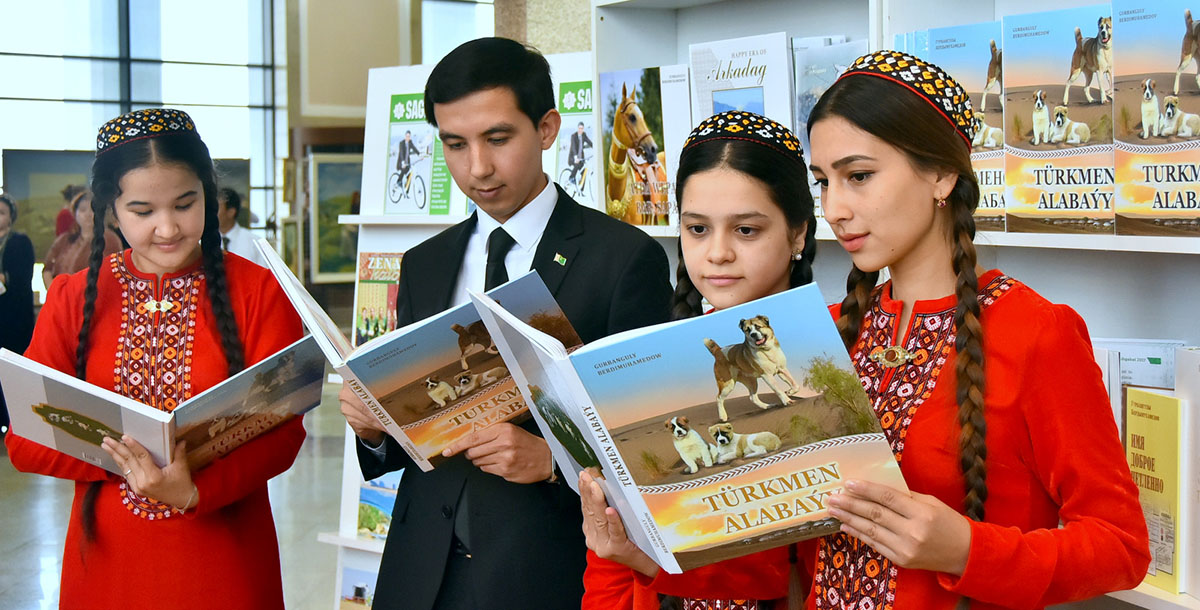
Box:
[1112,0,1200,236]
[928,19,1008,231]
[1003,4,1116,234]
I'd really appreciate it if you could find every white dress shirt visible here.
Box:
[361,176,559,456]
[221,223,267,267]
[447,176,558,307]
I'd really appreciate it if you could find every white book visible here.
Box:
[1,335,325,474]
[1093,337,1187,389]
[1174,347,1200,594]
[689,32,792,126]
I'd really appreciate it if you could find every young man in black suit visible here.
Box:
[339,38,672,610]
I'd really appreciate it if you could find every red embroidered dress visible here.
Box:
[598,270,1150,610]
[6,251,305,610]
[808,270,1149,610]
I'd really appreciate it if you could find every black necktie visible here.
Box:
[484,228,516,290]
[221,235,231,251]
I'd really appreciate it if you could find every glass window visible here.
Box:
[129,0,266,65]
[0,56,122,101]
[0,1,120,57]
[130,63,269,106]
[422,0,494,63]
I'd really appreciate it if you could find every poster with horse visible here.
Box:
[599,64,691,228]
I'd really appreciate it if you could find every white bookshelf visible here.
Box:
[1108,585,1200,610]
[339,213,468,226]
[589,2,1200,610]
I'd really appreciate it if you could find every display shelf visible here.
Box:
[975,232,1200,255]
[595,0,723,8]
[338,214,468,226]
[317,532,385,555]
[1109,585,1200,610]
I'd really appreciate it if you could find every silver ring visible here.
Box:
[123,469,133,477]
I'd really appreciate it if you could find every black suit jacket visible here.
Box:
[360,186,672,610]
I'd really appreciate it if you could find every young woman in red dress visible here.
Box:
[5,108,305,610]
[580,52,1151,610]
[581,110,818,610]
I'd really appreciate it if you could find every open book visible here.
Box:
[254,239,581,471]
[0,335,325,474]
[471,281,907,573]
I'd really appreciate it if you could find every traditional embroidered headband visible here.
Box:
[96,108,199,155]
[837,50,976,150]
[682,110,806,167]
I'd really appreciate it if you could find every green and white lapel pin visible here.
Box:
[553,253,568,266]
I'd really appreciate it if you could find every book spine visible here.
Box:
[567,362,682,573]
[338,364,434,472]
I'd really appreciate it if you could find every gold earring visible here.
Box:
[792,249,803,260]
[936,197,947,208]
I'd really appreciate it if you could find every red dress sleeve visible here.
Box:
[5,273,109,483]
[583,551,652,610]
[188,258,307,515]
[936,304,1151,608]
[633,546,792,601]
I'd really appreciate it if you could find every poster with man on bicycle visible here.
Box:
[556,80,598,208]
[385,93,441,214]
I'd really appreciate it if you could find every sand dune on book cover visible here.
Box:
[351,279,580,465]
[570,285,906,569]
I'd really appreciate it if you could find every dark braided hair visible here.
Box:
[77,132,246,541]
[670,139,817,321]
[809,75,988,521]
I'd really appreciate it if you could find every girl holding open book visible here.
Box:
[582,52,1150,610]
[5,109,304,610]
[580,110,818,609]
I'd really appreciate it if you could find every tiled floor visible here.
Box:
[0,382,346,610]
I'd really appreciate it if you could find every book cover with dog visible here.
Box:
[473,282,906,574]
[598,64,690,227]
[353,252,403,347]
[256,240,581,472]
[928,21,1007,232]
[1112,1,1200,236]
[1003,5,1116,234]
[0,335,325,474]
[690,32,792,129]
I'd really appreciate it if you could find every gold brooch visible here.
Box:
[143,299,176,314]
[870,346,916,368]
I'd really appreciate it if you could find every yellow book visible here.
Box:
[1126,386,1184,594]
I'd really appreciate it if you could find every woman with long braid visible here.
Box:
[5,109,305,609]
[581,110,817,610]
[581,53,1150,610]
[804,51,1149,609]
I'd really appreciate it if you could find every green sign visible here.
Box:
[559,80,593,114]
[390,93,426,123]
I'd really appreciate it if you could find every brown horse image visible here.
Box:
[606,83,670,225]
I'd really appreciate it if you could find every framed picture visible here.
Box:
[308,153,362,283]
[0,150,95,262]
[279,216,302,277]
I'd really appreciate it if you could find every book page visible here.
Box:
[255,238,354,363]
[0,349,172,474]
[172,335,326,470]
[342,271,579,470]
